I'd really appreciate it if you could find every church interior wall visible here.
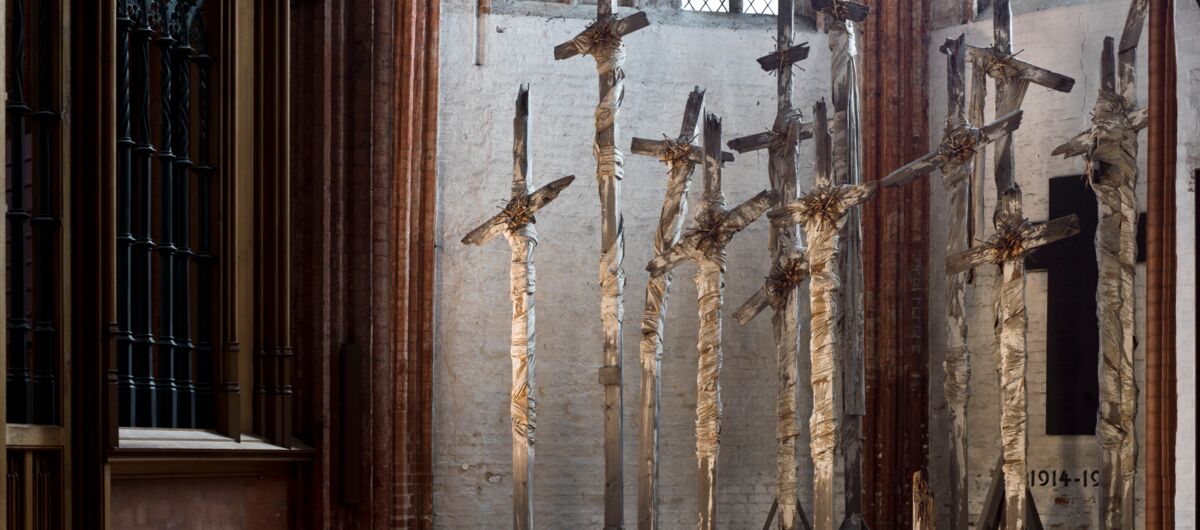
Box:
[435,2,829,527]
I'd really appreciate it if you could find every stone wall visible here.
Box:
[435,1,828,527]
[1173,1,1197,526]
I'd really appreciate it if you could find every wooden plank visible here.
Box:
[460,87,576,530]
[632,88,706,530]
[647,114,774,530]
[912,470,935,530]
[554,10,651,527]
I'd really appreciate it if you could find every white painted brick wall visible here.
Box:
[931,1,1196,528]
[435,2,828,527]
[1173,1,1197,527]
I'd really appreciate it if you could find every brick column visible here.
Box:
[291,1,438,528]
[856,1,932,528]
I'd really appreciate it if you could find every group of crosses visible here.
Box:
[458,0,1149,528]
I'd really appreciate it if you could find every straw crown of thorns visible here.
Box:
[988,217,1037,262]
[501,195,537,230]
[938,126,985,163]
[766,255,810,298]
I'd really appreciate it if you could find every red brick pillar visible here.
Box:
[856,1,932,528]
[291,1,438,527]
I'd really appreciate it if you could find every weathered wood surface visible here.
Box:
[648,114,776,530]
[978,457,1046,530]
[726,2,814,527]
[769,101,876,530]
[762,497,814,530]
[946,187,1079,530]
[460,86,576,530]
[912,471,936,530]
[1050,3,1146,525]
[553,3,649,526]
[630,87,707,530]
[813,3,870,527]
[878,35,1026,529]
[967,0,1075,200]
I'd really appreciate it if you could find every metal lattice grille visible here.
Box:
[115,0,217,429]
[682,0,729,12]
[6,0,63,426]
[681,0,777,14]
[743,0,777,14]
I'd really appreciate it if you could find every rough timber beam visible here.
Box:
[1050,3,1147,526]
[461,86,576,530]
[947,187,1079,530]
[812,2,871,528]
[629,87,710,530]
[648,114,776,530]
[727,2,815,528]
[878,34,1024,530]
[553,2,648,527]
[769,100,877,530]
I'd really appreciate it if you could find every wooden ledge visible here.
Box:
[6,424,66,448]
[111,428,313,474]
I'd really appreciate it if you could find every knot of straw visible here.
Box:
[989,219,1034,262]
[767,255,809,299]
[686,213,730,256]
[660,135,696,166]
[502,195,535,230]
[980,50,1025,80]
[831,0,856,21]
[938,125,985,163]
[797,187,846,227]
[582,18,624,65]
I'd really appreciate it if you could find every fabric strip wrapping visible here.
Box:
[1090,89,1140,530]
[828,18,868,529]
[506,227,538,530]
[638,153,694,530]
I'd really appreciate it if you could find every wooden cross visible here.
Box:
[629,86,731,530]
[1051,2,1147,527]
[646,114,777,530]
[460,86,575,530]
[946,187,1079,530]
[726,2,815,528]
[811,4,870,526]
[967,0,1076,201]
[554,3,649,526]
[879,34,1022,530]
[768,100,876,530]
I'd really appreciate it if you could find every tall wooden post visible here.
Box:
[461,86,576,530]
[946,188,1080,530]
[647,114,776,530]
[964,3,1076,526]
[1051,3,1147,526]
[811,4,871,526]
[726,2,814,527]
[770,101,876,530]
[629,87,719,530]
[881,34,1024,530]
[554,5,649,526]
